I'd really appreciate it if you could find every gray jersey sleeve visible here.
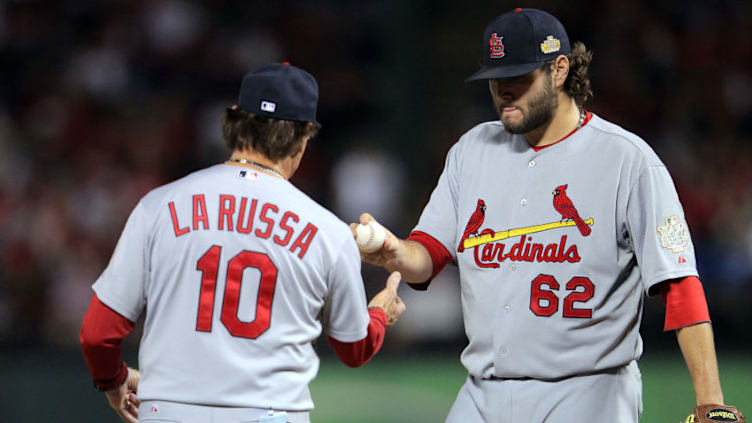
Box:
[321,237,369,342]
[413,144,461,259]
[92,201,150,321]
[626,165,698,295]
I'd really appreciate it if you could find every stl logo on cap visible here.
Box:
[540,35,561,54]
[489,33,505,58]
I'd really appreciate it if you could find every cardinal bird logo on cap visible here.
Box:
[553,184,591,236]
[458,199,486,252]
[489,33,505,58]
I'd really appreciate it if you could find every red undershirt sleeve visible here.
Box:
[405,230,452,291]
[660,276,711,331]
[327,308,387,367]
[79,293,135,391]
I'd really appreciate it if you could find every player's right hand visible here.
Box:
[349,213,400,267]
[367,271,406,327]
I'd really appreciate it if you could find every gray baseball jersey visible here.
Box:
[93,164,369,410]
[414,113,698,380]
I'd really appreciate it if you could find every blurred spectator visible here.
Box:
[329,144,406,229]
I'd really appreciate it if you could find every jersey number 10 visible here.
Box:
[195,245,277,339]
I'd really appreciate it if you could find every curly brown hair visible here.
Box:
[544,41,593,106]
[221,107,320,161]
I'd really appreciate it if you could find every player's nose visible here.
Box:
[490,81,514,100]
[496,89,516,104]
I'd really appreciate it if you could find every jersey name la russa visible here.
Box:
[414,114,698,379]
[93,164,369,410]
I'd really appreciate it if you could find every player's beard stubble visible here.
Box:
[498,74,558,135]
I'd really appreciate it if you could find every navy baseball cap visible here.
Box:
[237,62,320,125]
[465,8,571,82]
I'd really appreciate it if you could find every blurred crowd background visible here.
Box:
[1,0,751,359]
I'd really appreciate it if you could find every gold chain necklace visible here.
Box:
[227,158,284,179]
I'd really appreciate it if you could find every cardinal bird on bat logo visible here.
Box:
[457,187,594,261]
[552,184,591,237]
[458,199,486,252]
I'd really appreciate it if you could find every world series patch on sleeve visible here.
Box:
[685,405,745,423]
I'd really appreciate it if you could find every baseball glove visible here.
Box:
[685,405,745,423]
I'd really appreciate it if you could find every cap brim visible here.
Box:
[465,61,543,82]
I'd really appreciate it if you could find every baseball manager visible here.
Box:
[80,63,406,423]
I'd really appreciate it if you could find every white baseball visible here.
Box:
[356,221,386,253]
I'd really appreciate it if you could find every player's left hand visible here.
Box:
[367,271,406,326]
[684,404,745,423]
[105,367,141,423]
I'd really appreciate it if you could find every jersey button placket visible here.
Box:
[520,156,536,208]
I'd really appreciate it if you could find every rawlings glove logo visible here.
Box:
[686,405,744,423]
[706,408,739,421]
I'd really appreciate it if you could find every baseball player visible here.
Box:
[354,8,744,423]
[79,63,406,423]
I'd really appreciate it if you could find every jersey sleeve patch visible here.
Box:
[657,215,690,253]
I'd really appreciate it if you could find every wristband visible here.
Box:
[93,361,128,391]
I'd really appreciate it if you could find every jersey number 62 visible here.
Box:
[529,274,594,318]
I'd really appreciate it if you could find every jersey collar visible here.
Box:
[532,110,592,152]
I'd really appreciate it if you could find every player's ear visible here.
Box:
[552,55,569,88]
